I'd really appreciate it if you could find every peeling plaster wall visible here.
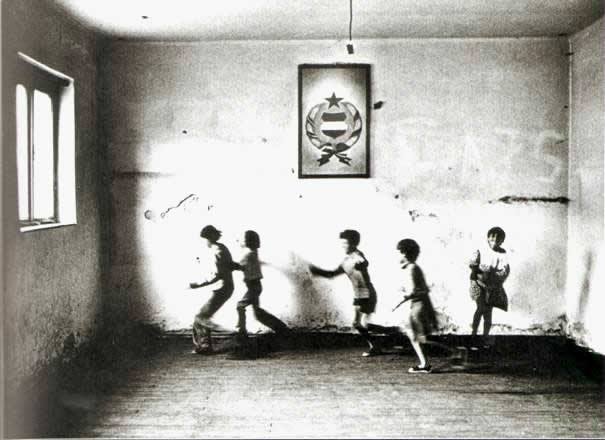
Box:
[103,38,570,335]
[567,17,605,353]
[2,0,104,384]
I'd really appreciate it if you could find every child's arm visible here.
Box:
[469,265,479,280]
[392,295,412,312]
[309,264,345,278]
[469,249,480,266]
[189,256,210,289]
[190,271,221,289]
[493,262,510,284]
[191,270,231,290]
[232,250,252,272]
[354,260,368,270]
[353,252,369,271]
[190,249,231,289]
[469,249,480,279]
[402,291,425,302]
[189,278,212,289]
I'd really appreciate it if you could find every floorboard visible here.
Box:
[58,337,604,438]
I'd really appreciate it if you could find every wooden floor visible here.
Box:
[57,337,604,438]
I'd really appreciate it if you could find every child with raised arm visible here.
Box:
[469,226,510,348]
[395,238,437,373]
[233,230,289,338]
[189,225,235,354]
[309,229,382,357]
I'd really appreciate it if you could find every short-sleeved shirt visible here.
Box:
[400,262,430,303]
[471,246,509,290]
[340,250,372,299]
[239,249,263,281]
[208,242,234,293]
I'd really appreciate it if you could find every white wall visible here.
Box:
[103,37,571,335]
[567,17,605,353]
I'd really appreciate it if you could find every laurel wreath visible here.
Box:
[305,102,363,166]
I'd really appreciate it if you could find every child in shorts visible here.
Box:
[309,229,382,357]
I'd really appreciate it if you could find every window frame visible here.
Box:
[16,53,76,232]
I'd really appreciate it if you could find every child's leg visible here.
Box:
[423,339,456,356]
[192,313,205,351]
[409,338,428,368]
[406,303,433,371]
[352,307,366,338]
[366,323,401,335]
[195,290,232,350]
[482,305,493,339]
[244,280,288,332]
[237,281,261,335]
[236,299,251,335]
[471,301,483,336]
[354,309,380,354]
[253,305,289,333]
[193,315,213,352]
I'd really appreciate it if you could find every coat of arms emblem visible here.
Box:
[305,92,363,166]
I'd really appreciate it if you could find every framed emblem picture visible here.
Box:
[298,64,371,178]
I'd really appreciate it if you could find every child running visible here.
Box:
[309,229,382,357]
[394,238,437,373]
[233,230,289,338]
[188,225,235,354]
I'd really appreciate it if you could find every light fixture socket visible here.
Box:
[346,43,354,54]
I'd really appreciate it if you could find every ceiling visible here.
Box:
[53,0,604,41]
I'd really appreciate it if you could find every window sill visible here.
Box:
[20,221,76,233]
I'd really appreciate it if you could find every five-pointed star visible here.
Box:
[325,92,343,108]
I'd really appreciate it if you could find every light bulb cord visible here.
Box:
[349,0,353,41]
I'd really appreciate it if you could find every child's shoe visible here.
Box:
[191,346,213,355]
[362,347,382,357]
[408,364,432,374]
[451,347,468,368]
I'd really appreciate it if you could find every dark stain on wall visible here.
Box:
[490,196,571,205]
[159,194,199,218]
[112,171,175,179]
[408,209,439,222]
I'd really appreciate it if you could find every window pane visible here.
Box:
[16,85,29,221]
[33,90,54,220]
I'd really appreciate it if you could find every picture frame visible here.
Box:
[298,63,371,178]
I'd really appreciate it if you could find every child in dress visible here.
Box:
[395,238,437,373]
[233,230,289,337]
[309,229,382,357]
[469,226,510,348]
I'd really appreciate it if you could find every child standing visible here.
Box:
[233,230,289,337]
[469,226,510,348]
[395,238,437,373]
[309,229,381,357]
[189,225,235,354]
